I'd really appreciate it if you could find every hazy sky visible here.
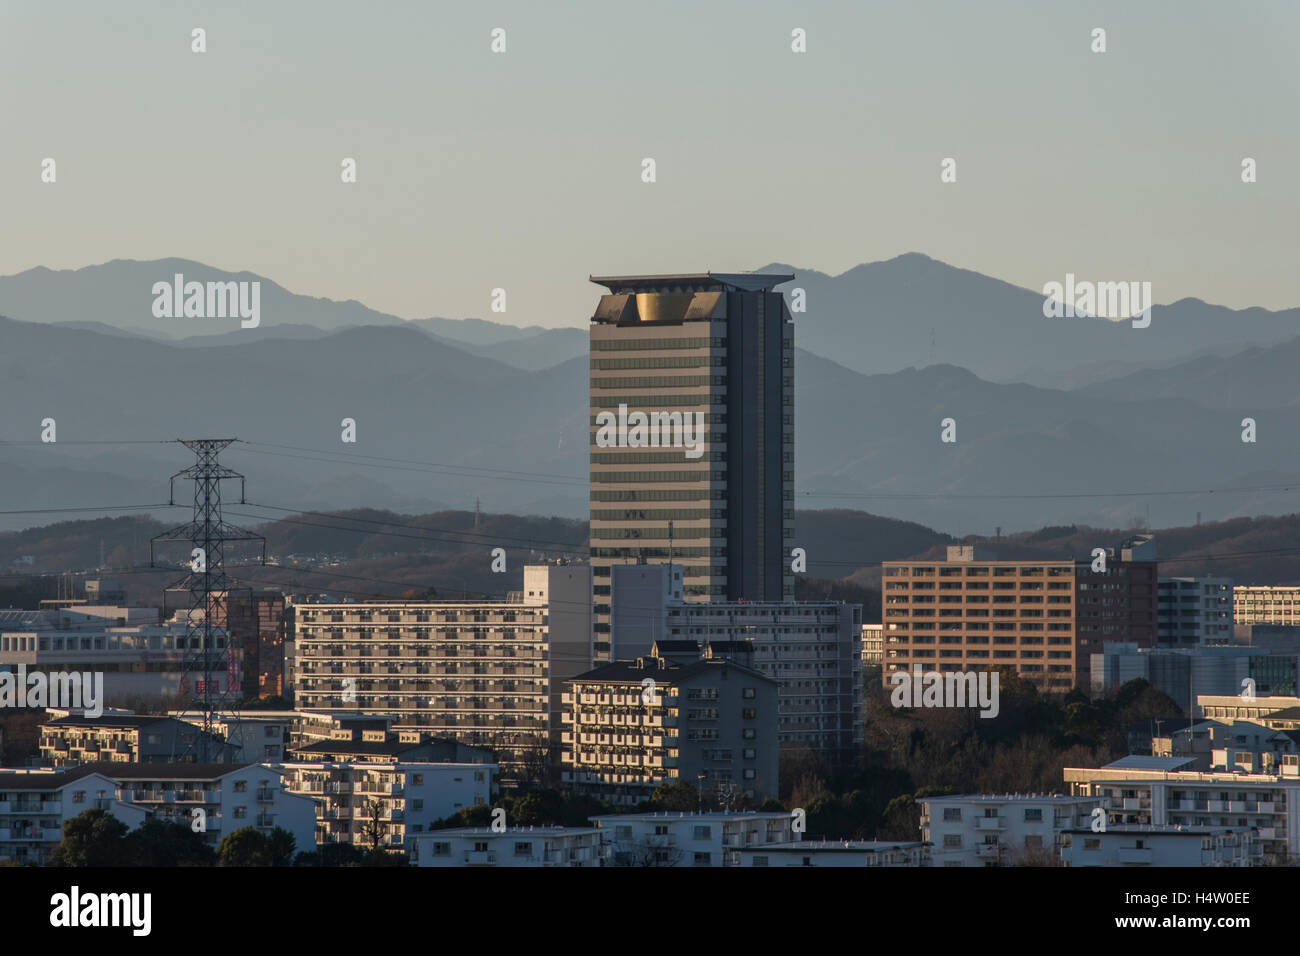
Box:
[3,0,1296,327]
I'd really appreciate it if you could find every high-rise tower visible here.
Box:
[588,273,795,660]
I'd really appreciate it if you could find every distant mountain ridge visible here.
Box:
[4,255,1297,384]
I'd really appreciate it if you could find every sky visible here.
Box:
[2,0,1297,327]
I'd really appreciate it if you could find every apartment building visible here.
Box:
[1157,577,1233,646]
[39,714,239,767]
[1091,642,1300,713]
[561,655,779,806]
[410,826,601,867]
[607,563,862,756]
[591,810,797,867]
[738,839,929,868]
[1060,824,1257,867]
[292,565,590,779]
[1063,759,1300,862]
[0,617,215,702]
[883,539,1158,692]
[588,272,796,658]
[1198,693,1300,723]
[1235,586,1300,626]
[225,589,289,699]
[861,624,884,667]
[0,767,147,865]
[918,794,1101,866]
[167,710,295,763]
[279,760,494,851]
[1149,720,1295,772]
[96,762,317,853]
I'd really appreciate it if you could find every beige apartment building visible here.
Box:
[1234,586,1300,626]
[881,540,1158,691]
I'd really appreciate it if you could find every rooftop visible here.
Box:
[589,272,794,293]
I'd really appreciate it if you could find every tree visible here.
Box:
[265,827,297,867]
[356,798,389,852]
[51,809,134,867]
[126,819,215,867]
[217,826,270,866]
[648,780,699,812]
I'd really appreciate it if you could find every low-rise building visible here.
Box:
[590,810,797,867]
[99,762,316,854]
[279,761,495,852]
[918,793,1101,866]
[1061,824,1257,867]
[410,826,601,867]
[1064,758,1300,862]
[739,839,929,867]
[0,768,147,865]
[39,714,239,767]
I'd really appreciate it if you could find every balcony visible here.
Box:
[975,844,1001,859]
[1117,848,1153,865]
[974,816,1006,831]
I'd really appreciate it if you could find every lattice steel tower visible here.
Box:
[151,439,264,761]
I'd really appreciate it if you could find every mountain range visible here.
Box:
[0,255,1296,537]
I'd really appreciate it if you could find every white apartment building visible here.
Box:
[1235,586,1300,626]
[1060,824,1257,867]
[1064,759,1300,862]
[292,564,591,777]
[279,761,494,851]
[738,839,929,867]
[918,794,1101,867]
[169,710,295,763]
[0,767,147,865]
[107,762,317,854]
[410,826,602,867]
[1158,577,1233,645]
[590,810,798,867]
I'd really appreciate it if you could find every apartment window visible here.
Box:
[412,800,424,812]
[943,834,961,847]
[1024,808,1043,822]
[743,769,756,780]
[742,688,756,699]
[693,825,712,840]
[1084,838,1100,850]
[514,842,532,857]
[413,775,424,785]
[432,842,450,856]
[752,856,769,867]
[234,781,247,793]
[943,807,961,822]
[654,825,668,836]
[72,791,85,804]
[233,807,247,819]
[693,852,711,867]
[742,708,757,720]
[742,728,756,740]
[474,841,488,852]
[616,826,633,841]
